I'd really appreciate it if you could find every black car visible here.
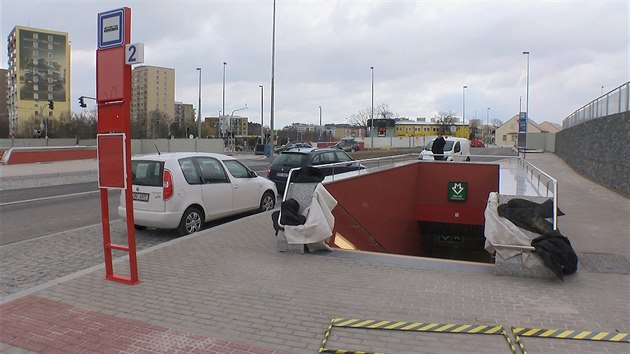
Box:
[274,142,312,154]
[333,138,360,152]
[267,148,365,192]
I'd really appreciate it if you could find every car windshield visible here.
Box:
[272,153,308,168]
[425,140,454,151]
[132,160,164,186]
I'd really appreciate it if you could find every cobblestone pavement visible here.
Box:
[0,220,177,297]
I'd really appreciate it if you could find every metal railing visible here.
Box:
[562,81,629,129]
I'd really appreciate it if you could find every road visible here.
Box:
[0,158,272,247]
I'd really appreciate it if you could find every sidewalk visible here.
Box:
[1,153,628,353]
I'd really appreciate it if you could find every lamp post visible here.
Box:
[522,51,530,122]
[269,0,276,158]
[196,67,202,138]
[486,107,490,143]
[318,105,322,142]
[222,62,227,121]
[370,66,374,149]
[462,85,467,127]
[522,51,530,157]
[259,85,264,144]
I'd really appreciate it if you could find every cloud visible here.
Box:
[2,0,627,128]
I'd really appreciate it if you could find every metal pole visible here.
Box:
[270,0,276,158]
[259,85,264,144]
[462,85,467,126]
[523,51,530,159]
[196,67,202,138]
[486,107,490,142]
[223,62,227,121]
[370,66,374,149]
[318,105,322,142]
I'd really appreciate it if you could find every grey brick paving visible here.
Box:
[25,210,629,353]
[2,153,629,353]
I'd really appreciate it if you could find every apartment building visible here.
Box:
[131,65,175,135]
[6,26,71,137]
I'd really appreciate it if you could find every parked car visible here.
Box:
[267,148,365,193]
[118,152,277,236]
[470,139,485,148]
[419,137,471,161]
[334,138,360,152]
[274,142,312,154]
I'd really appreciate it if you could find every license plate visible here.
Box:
[132,192,149,202]
[277,172,289,177]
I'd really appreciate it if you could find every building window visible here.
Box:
[503,135,507,141]
[34,93,39,100]
[33,50,38,57]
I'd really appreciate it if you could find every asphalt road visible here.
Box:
[0,186,120,246]
[0,158,272,247]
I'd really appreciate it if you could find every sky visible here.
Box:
[2,0,629,129]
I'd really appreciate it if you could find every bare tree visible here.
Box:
[349,103,395,130]
[432,110,458,134]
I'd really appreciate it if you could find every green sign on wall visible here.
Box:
[448,181,467,201]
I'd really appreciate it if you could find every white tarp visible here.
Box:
[484,192,539,266]
[283,183,338,248]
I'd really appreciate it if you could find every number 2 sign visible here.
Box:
[125,43,145,65]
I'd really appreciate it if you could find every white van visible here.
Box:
[419,137,471,161]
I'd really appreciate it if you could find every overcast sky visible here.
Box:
[2,0,628,128]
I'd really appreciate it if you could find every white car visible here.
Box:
[419,137,471,161]
[118,152,277,235]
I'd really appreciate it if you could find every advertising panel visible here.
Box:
[18,29,68,101]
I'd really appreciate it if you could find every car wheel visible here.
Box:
[351,147,356,152]
[466,156,471,162]
[178,206,204,236]
[259,191,276,212]
[134,225,147,230]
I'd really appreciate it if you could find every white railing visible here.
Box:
[562,81,629,129]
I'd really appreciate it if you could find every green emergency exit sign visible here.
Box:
[448,181,467,201]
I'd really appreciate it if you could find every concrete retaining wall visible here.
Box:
[555,112,630,197]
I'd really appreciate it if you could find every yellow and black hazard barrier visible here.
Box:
[319,317,518,354]
[511,326,629,354]
[512,326,629,342]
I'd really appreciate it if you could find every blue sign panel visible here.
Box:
[98,8,125,49]
[518,112,527,133]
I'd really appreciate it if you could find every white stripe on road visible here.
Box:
[0,190,99,207]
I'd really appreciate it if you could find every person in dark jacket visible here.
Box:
[432,132,446,160]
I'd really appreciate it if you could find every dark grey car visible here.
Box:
[267,148,364,193]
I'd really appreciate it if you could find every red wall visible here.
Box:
[5,148,97,164]
[325,162,499,256]
[326,164,424,256]
[416,162,499,225]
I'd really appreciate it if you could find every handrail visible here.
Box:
[562,81,629,129]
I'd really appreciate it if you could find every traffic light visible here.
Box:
[48,99,54,110]
[78,96,86,108]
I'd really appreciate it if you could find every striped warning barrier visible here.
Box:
[512,326,629,342]
[319,317,517,354]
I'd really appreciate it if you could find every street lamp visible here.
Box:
[196,67,202,138]
[462,85,467,126]
[222,62,227,120]
[601,85,604,95]
[370,66,374,149]
[259,85,264,144]
[522,51,530,157]
[522,51,530,122]
[269,0,276,158]
[229,105,248,151]
[486,107,490,143]
[318,105,322,142]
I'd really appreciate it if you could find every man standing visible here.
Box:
[432,132,446,160]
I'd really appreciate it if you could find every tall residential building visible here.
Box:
[6,26,71,137]
[174,101,195,137]
[0,69,9,137]
[131,65,175,135]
